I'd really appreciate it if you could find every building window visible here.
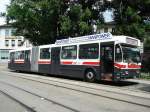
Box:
[5,40,9,47]
[0,50,9,60]
[11,40,15,47]
[61,45,77,59]
[104,27,108,32]
[18,40,22,46]
[11,29,16,36]
[79,43,99,59]
[112,28,115,33]
[5,29,9,37]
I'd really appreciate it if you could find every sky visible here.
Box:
[0,0,10,25]
[103,10,113,22]
[0,0,113,25]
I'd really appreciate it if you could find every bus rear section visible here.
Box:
[8,48,31,72]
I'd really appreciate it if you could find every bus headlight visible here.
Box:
[125,71,128,75]
[136,70,140,74]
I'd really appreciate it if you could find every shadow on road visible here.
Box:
[9,70,139,87]
[96,80,139,87]
[139,86,150,92]
[7,70,150,93]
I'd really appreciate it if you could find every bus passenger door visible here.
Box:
[8,52,15,69]
[51,47,60,75]
[100,42,114,80]
[24,50,31,71]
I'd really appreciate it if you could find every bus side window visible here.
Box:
[25,50,30,61]
[40,48,51,59]
[20,51,24,59]
[15,51,19,60]
[15,51,24,60]
[79,43,99,59]
[115,44,122,62]
[61,45,77,59]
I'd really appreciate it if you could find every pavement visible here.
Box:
[0,62,8,70]
[0,64,150,112]
[0,69,150,112]
[0,91,31,112]
[127,79,150,84]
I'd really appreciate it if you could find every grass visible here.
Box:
[140,72,150,80]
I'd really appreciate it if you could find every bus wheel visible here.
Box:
[85,70,96,82]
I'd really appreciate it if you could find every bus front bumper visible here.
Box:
[114,69,140,81]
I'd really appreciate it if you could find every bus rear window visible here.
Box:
[79,43,99,59]
[15,51,24,60]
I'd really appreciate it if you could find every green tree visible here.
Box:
[6,0,105,45]
[7,0,64,45]
[59,0,104,37]
[110,0,150,72]
[59,16,72,36]
[111,0,150,41]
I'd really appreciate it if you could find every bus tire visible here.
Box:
[84,70,96,82]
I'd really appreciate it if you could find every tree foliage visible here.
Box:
[59,1,104,37]
[111,0,150,42]
[7,0,149,46]
[7,0,64,45]
[6,0,104,45]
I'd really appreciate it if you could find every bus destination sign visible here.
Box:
[55,33,113,45]
[126,37,138,46]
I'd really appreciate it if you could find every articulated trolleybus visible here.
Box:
[8,33,141,82]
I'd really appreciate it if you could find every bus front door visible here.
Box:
[100,42,114,81]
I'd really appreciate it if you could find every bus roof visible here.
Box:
[55,33,141,47]
[9,33,141,53]
[9,47,32,53]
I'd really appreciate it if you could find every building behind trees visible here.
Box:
[0,24,32,62]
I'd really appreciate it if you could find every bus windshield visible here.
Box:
[122,46,141,63]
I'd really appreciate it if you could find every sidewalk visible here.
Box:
[0,62,8,70]
[127,79,150,85]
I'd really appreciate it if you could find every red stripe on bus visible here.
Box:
[114,63,141,69]
[61,61,73,65]
[61,61,100,66]
[38,61,51,64]
[82,62,100,65]
[128,64,141,68]
[114,63,126,69]
[15,61,24,64]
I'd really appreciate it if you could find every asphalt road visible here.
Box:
[0,91,33,112]
[0,66,150,112]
